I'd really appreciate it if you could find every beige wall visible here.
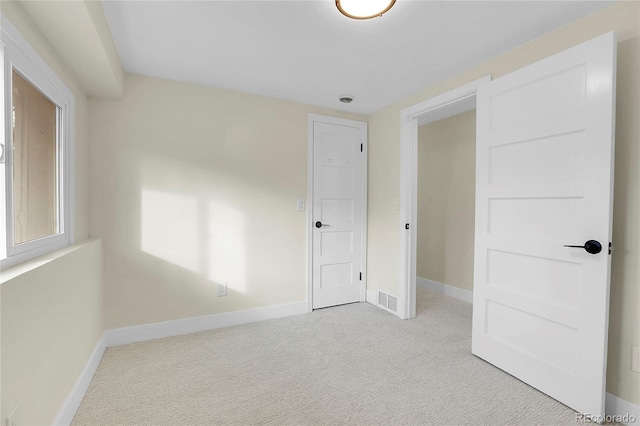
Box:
[1,3,103,424]
[417,110,475,291]
[90,74,365,329]
[367,109,400,298]
[367,1,640,405]
[1,240,103,425]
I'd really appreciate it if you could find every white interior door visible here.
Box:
[311,116,366,309]
[472,32,616,418]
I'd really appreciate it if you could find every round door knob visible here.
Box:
[564,240,602,254]
[315,221,322,228]
[583,240,602,254]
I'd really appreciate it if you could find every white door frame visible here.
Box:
[398,76,490,320]
[307,113,368,312]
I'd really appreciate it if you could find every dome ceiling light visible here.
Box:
[335,0,396,20]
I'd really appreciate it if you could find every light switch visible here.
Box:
[217,282,227,297]
[394,198,400,210]
[297,198,305,211]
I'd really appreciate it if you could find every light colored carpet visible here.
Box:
[73,289,583,425]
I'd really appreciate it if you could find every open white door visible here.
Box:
[310,115,367,309]
[472,32,616,418]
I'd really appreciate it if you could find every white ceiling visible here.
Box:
[101,0,613,114]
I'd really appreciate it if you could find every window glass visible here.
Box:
[11,69,59,244]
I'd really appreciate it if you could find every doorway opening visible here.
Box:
[416,109,476,315]
[398,76,489,319]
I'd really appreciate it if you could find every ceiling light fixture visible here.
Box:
[335,0,396,20]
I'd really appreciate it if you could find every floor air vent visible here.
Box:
[377,291,397,313]
[387,295,398,313]
[378,291,388,307]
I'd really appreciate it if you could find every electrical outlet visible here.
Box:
[216,282,227,297]
[633,346,640,373]
[6,404,19,426]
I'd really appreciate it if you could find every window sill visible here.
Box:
[0,238,100,284]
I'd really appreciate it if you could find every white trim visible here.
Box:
[306,113,368,310]
[360,125,368,303]
[306,115,314,313]
[416,276,473,304]
[104,301,308,347]
[365,289,377,305]
[398,76,490,320]
[66,95,76,245]
[605,393,640,425]
[0,15,76,268]
[53,301,308,424]
[53,336,107,426]
[0,17,74,102]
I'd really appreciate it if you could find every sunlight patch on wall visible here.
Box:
[207,200,246,294]
[141,189,199,272]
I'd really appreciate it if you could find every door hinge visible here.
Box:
[405,223,410,230]
[359,272,362,281]
[609,242,613,255]
[360,143,363,152]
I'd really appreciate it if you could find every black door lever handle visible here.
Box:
[564,240,602,254]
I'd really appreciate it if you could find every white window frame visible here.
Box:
[0,16,75,268]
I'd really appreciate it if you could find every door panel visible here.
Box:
[473,32,616,418]
[321,231,353,255]
[312,119,366,309]
[321,198,354,223]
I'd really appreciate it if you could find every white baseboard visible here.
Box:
[606,392,640,425]
[53,336,107,425]
[416,276,473,304]
[104,301,308,347]
[366,290,377,305]
[52,297,637,426]
[54,301,308,424]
